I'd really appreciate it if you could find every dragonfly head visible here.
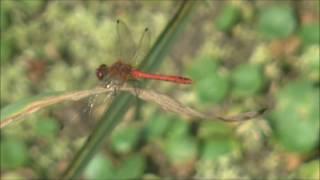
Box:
[96,64,108,80]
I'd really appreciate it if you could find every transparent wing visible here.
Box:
[132,27,151,66]
[116,19,137,63]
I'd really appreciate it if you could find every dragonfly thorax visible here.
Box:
[96,61,133,82]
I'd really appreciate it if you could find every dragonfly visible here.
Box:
[73,19,193,127]
[95,19,192,90]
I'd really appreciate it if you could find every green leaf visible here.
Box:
[231,64,265,97]
[187,56,219,81]
[84,153,114,179]
[188,56,229,104]
[0,138,28,169]
[35,117,60,138]
[270,80,319,154]
[215,5,241,32]
[295,160,320,179]
[196,72,230,104]
[145,115,171,141]
[258,5,297,39]
[300,46,320,81]
[200,137,235,161]
[299,24,320,46]
[165,117,190,140]
[111,126,141,154]
[198,121,233,139]
[165,137,197,164]
[116,154,146,179]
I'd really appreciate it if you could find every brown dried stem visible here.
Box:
[0,86,266,129]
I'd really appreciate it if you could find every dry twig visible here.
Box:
[0,86,266,129]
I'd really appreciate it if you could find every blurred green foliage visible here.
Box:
[258,5,297,39]
[300,46,320,81]
[165,136,198,165]
[296,160,320,179]
[115,154,146,179]
[1,0,319,179]
[198,121,238,161]
[215,5,241,32]
[145,115,171,141]
[0,138,28,169]
[189,56,230,104]
[111,125,142,154]
[300,23,320,46]
[34,117,59,139]
[165,117,190,140]
[231,64,265,98]
[200,137,237,161]
[270,80,319,153]
[0,36,15,63]
[84,153,114,179]
[198,121,233,139]
[85,152,147,179]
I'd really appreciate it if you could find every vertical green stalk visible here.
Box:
[62,1,197,179]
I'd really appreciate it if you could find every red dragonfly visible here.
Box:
[56,20,192,137]
[95,20,192,88]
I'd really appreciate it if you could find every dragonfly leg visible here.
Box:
[110,79,125,97]
[103,79,112,88]
[132,80,142,98]
[112,86,119,97]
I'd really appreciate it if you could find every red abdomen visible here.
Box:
[131,70,192,84]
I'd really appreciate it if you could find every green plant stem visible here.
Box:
[62,1,197,179]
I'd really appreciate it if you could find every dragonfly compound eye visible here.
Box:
[96,64,108,80]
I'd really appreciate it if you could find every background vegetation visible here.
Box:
[1,0,319,179]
